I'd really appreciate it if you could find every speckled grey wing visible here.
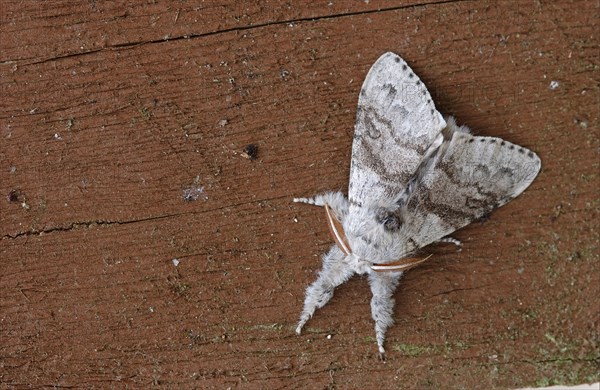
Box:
[404,132,541,248]
[349,52,447,206]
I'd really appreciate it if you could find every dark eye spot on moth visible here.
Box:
[375,208,403,231]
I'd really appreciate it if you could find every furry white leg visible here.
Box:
[296,245,354,334]
[368,271,402,360]
[293,196,325,206]
[293,191,349,218]
[436,236,462,246]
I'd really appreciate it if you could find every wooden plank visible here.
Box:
[1,1,598,388]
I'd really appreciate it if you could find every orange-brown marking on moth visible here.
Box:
[324,204,352,256]
[371,254,433,272]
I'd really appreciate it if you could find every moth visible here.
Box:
[293,52,541,358]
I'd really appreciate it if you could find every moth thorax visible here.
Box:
[375,208,403,232]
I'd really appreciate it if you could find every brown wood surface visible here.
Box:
[1,1,598,388]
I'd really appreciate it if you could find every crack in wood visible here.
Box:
[2,212,183,240]
[426,284,493,299]
[7,0,465,66]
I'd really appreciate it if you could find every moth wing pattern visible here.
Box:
[404,128,542,249]
[349,52,447,206]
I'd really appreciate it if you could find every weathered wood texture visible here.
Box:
[1,1,598,388]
